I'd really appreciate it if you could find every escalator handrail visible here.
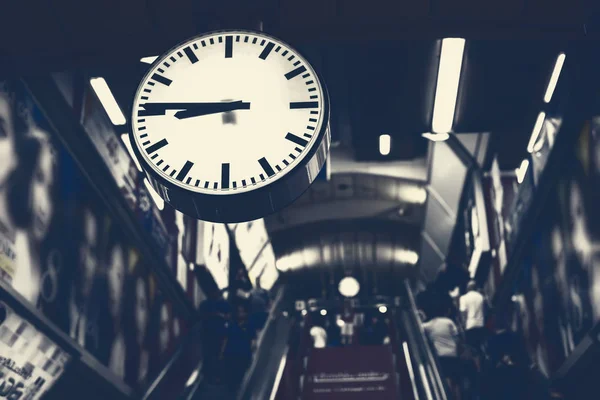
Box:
[402,340,421,400]
[236,286,286,399]
[403,281,450,400]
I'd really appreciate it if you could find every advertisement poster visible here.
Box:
[231,219,279,289]
[303,346,398,400]
[0,301,70,400]
[202,222,230,290]
[0,80,186,390]
[483,158,517,300]
[510,119,600,377]
[80,88,172,263]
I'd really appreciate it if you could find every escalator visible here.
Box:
[189,281,450,400]
[254,282,451,400]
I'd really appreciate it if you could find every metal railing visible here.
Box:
[400,281,451,400]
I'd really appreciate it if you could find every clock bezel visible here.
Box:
[129,29,331,223]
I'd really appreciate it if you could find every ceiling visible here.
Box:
[271,219,421,299]
[1,1,592,165]
[265,172,427,233]
[2,0,597,296]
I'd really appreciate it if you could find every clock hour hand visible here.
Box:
[174,101,251,119]
[138,101,250,118]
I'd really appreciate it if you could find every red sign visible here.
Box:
[302,346,398,400]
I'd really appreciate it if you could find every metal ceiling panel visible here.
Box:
[278,0,338,27]
[1,0,69,55]
[434,0,525,20]
[339,0,430,21]
[526,0,585,23]
[454,40,562,132]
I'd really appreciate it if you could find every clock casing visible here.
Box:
[129,29,330,223]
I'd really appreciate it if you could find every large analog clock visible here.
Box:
[130,30,330,223]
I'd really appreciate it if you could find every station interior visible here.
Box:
[1,2,600,399]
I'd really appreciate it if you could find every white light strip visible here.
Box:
[120,133,143,172]
[516,159,530,184]
[543,53,566,103]
[379,134,391,155]
[143,178,164,210]
[421,132,450,142]
[268,352,288,400]
[140,56,158,64]
[402,342,420,400]
[527,112,546,153]
[432,38,465,134]
[89,77,126,125]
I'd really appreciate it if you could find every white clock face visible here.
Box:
[131,31,326,195]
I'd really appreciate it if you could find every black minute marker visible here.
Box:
[183,46,198,63]
[225,36,233,58]
[258,157,275,177]
[285,65,307,80]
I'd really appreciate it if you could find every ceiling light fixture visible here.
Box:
[516,159,530,184]
[89,77,126,125]
[421,132,450,142]
[543,53,566,103]
[378,305,388,314]
[338,276,360,298]
[432,38,466,134]
[320,309,327,316]
[398,185,427,204]
[120,133,143,172]
[527,112,546,153]
[140,56,158,64]
[379,134,391,156]
[393,248,420,265]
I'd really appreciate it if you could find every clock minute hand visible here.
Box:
[138,101,251,117]
[174,101,251,119]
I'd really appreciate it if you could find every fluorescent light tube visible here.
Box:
[140,56,158,64]
[432,38,466,134]
[379,134,391,155]
[516,159,530,184]
[543,53,566,103]
[90,77,126,125]
[527,112,546,153]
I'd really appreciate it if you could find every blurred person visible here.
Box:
[423,306,462,400]
[483,308,554,400]
[309,315,328,349]
[459,280,487,370]
[326,314,341,347]
[232,268,252,305]
[361,314,388,346]
[199,286,231,384]
[222,304,255,388]
[339,300,355,345]
[248,277,269,330]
